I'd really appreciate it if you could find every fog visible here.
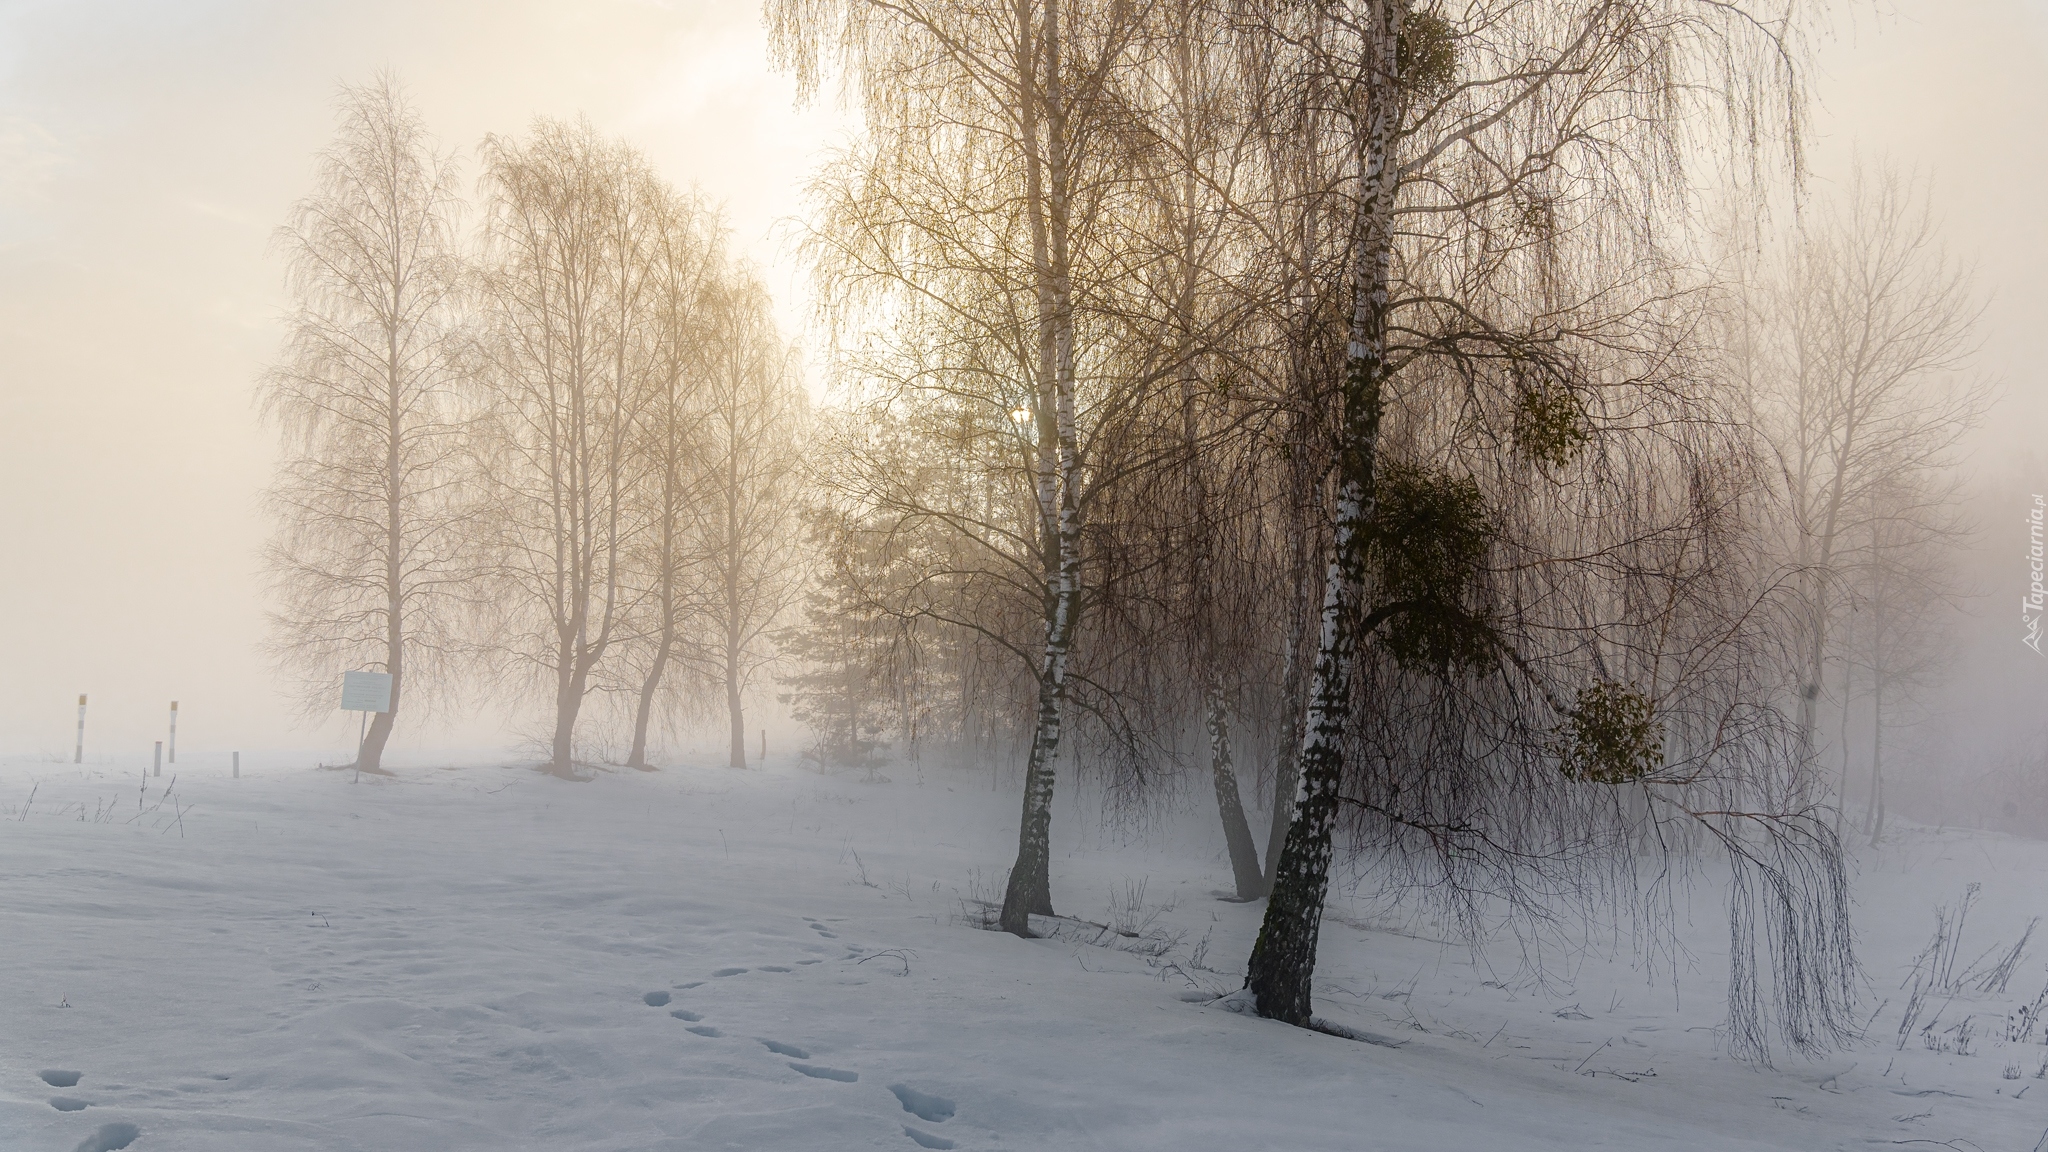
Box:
[0,1,2036,762]
[0,0,849,757]
[4,4,2048,1148]
[0,1,2039,766]
[1803,3,2048,802]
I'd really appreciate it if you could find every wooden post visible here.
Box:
[74,695,86,764]
[168,701,179,764]
[761,729,766,763]
[154,740,162,778]
[233,751,240,779]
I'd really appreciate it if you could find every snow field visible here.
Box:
[1,752,2045,1150]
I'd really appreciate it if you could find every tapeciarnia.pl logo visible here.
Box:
[2027,494,2046,655]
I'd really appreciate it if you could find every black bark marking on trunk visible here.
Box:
[999,0,1082,938]
[1244,1,1402,1024]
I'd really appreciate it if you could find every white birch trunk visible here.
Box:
[1001,0,1083,936]
[1245,0,1404,1024]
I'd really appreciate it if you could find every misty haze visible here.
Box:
[3,2,2047,1150]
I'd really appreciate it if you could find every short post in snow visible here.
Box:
[760,729,766,763]
[74,694,86,764]
[154,740,163,778]
[233,751,240,779]
[168,700,178,764]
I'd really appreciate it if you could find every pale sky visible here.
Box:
[0,0,2040,762]
[0,0,853,760]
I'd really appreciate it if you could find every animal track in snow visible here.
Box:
[889,1084,956,1123]
[685,1025,723,1037]
[903,1127,957,1149]
[73,1123,140,1152]
[797,959,822,965]
[759,965,792,973]
[670,1009,704,1022]
[674,981,704,990]
[50,1096,90,1111]
[643,991,671,1006]
[41,1070,82,1087]
[711,967,748,977]
[760,1039,810,1059]
[788,1062,857,1082]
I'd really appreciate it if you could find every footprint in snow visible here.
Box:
[643,991,671,1006]
[50,1096,90,1112]
[685,1026,722,1038]
[41,1070,83,1088]
[889,1084,956,1123]
[759,966,792,973]
[670,1009,704,1022]
[797,959,822,965]
[788,1062,857,1082]
[760,1040,810,1059]
[711,967,747,977]
[73,1123,140,1152]
[903,1127,956,1150]
[674,981,703,990]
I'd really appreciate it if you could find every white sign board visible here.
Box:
[340,670,393,713]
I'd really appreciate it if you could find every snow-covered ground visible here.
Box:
[3,750,2045,1151]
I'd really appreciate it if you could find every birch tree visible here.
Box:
[1243,1,1416,1021]
[620,189,725,769]
[1235,0,1837,1036]
[770,0,1155,934]
[263,76,469,774]
[1847,466,1967,845]
[1145,0,1279,900]
[687,272,807,769]
[1748,168,1986,794]
[473,120,657,775]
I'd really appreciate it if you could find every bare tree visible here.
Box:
[472,119,657,775]
[1145,0,1279,900]
[1745,166,1987,798]
[620,189,725,769]
[771,0,1158,934]
[1848,465,1967,844]
[262,75,469,773]
[685,272,807,769]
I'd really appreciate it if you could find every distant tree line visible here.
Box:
[264,78,804,779]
